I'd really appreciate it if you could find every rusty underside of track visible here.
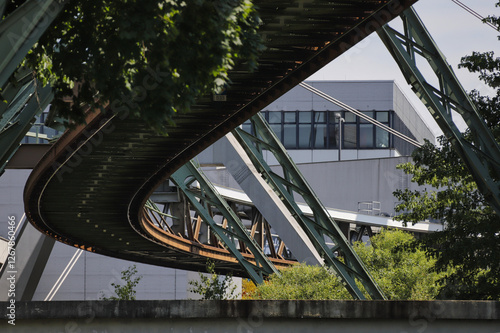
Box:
[24,0,418,276]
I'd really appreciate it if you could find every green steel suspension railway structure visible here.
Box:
[1,0,499,300]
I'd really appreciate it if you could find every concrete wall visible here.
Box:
[262,81,395,112]
[198,80,436,166]
[0,170,30,240]
[1,300,498,332]
[202,156,420,217]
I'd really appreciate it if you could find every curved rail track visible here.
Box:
[24,0,418,276]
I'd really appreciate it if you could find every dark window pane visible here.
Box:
[376,111,389,123]
[344,112,356,123]
[360,111,374,123]
[270,124,282,141]
[376,127,389,148]
[242,124,252,134]
[269,111,282,124]
[360,124,374,148]
[299,111,311,124]
[314,124,327,148]
[327,123,338,148]
[314,111,326,123]
[298,124,312,148]
[283,124,296,148]
[328,111,340,124]
[344,124,357,148]
[284,112,296,123]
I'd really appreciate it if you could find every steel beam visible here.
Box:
[0,216,55,301]
[170,160,280,284]
[0,81,53,175]
[378,7,500,216]
[231,114,386,300]
[219,132,323,266]
[0,0,67,87]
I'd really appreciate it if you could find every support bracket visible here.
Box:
[170,160,280,284]
[232,113,385,300]
[378,7,500,216]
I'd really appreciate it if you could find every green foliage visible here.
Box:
[23,0,263,132]
[393,1,500,300]
[252,263,351,300]
[188,260,238,300]
[353,229,446,300]
[251,229,443,300]
[100,265,142,301]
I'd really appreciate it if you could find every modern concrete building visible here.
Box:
[0,80,437,301]
[200,80,436,217]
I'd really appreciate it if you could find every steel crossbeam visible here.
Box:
[0,0,67,87]
[0,0,66,175]
[378,7,500,216]
[170,160,280,284]
[0,75,53,175]
[231,114,386,300]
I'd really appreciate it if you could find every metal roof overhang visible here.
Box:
[24,0,419,276]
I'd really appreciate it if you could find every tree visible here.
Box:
[250,229,444,300]
[100,265,142,300]
[393,1,500,300]
[21,0,263,132]
[188,260,239,300]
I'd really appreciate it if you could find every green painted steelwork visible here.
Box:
[0,0,66,87]
[232,114,386,300]
[145,199,179,221]
[378,7,500,216]
[170,160,280,284]
[0,0,66,175]
[0,75,53,174]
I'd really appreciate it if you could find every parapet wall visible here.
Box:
[1,300,499,332]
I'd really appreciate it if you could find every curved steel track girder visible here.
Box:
[24,0,418,277]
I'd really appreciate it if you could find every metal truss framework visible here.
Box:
[0,0,65,174]
[232,114,386,300]
[169,160,280,284]
[378,7,500,216]
[0,71,53,174]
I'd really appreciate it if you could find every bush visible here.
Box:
[250,229,447,300]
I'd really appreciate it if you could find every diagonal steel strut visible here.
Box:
[378,7,500,216]
[170,160,280,284]
[232,113,386,300]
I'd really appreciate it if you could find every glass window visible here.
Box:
[268,111,282,124]
[359,124,374,148]
[299,111,311,124]
[314,111,326,123]
[242,123,252,134]
[283,124,296,148]
[344,112,357,123]
[284,111,296,123]
[343,124,357,148]
[376,127,389,148]
[328,111,339,124]
[314,124,327,149]
[328,123,338,148]
[270,124,282,140]
[360,111,374,123]
[298,124,312,148]
[376,111,389,123]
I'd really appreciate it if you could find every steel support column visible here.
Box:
[170,160,280,284]
[0,76,53,175]
[232,114,385,300]
[0,0,67,87]
[378,7,500,216]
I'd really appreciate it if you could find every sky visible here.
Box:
[308,0,500,138]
